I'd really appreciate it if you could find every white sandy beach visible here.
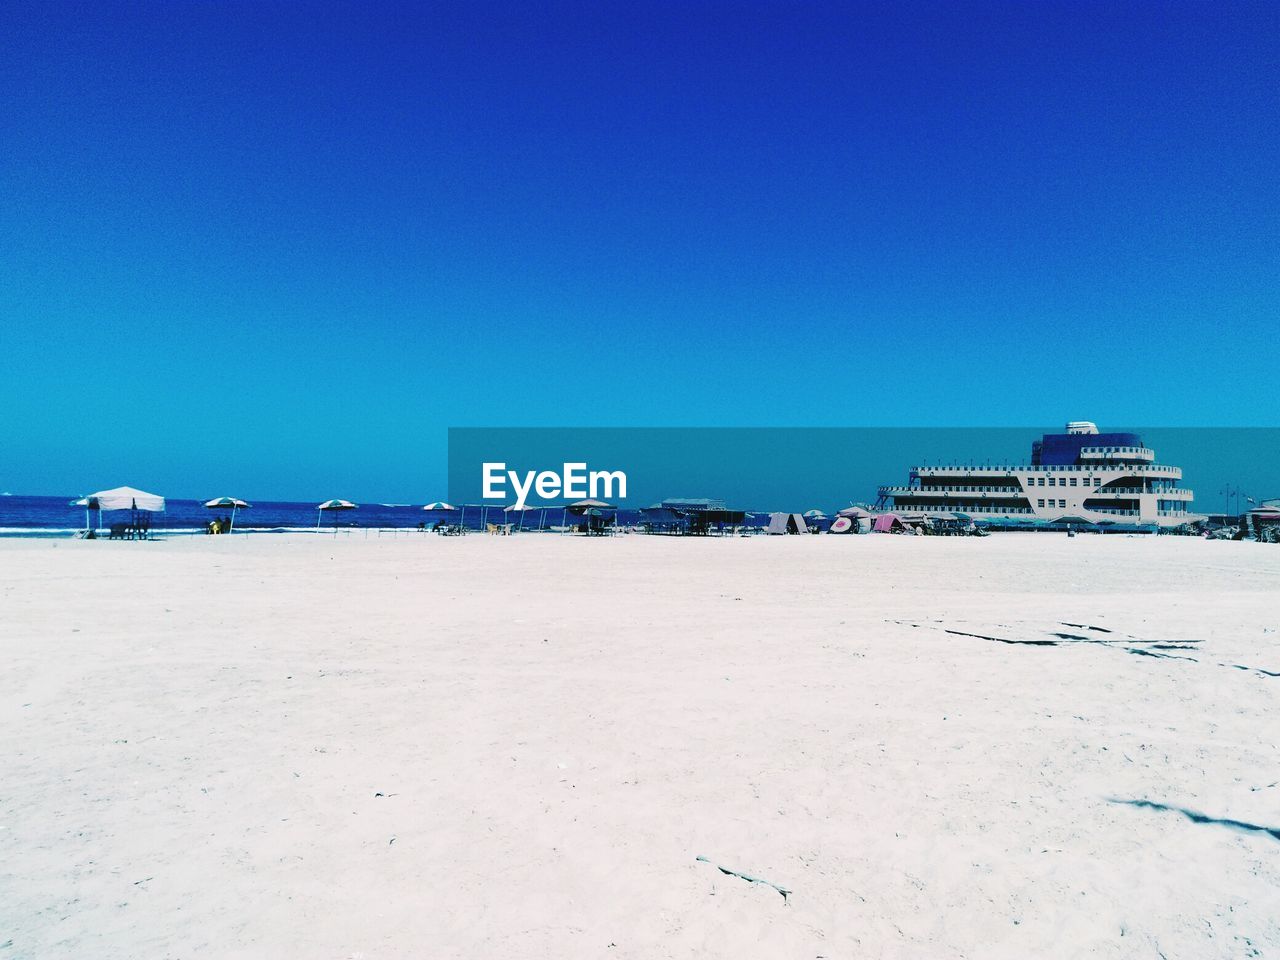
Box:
[2,532,1278,959]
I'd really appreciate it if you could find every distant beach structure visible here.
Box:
[877,421,1201,531]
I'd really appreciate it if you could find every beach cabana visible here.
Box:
[316,499,357,530]
[204,496,250,533]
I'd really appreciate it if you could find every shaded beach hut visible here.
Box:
[316,499,357,530]
[204,496,250,532]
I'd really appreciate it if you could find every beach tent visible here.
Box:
[86,486,165,512]
[75,486,164,539]
[766,513,808,534]
[204,496,250,532]
[316,499,357,530]
[872,513,905,533]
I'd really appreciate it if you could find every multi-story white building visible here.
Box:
[877,422,1201,529]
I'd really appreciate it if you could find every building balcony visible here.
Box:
[880,485,1023,496]
[1094,486,1194,499]
[913,463,1181,478]
[1079,446,1155,462]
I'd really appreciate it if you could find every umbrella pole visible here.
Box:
[316,508,321,531]
[230,504,237,533]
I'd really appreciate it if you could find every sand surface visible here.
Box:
[2,532,1278,959]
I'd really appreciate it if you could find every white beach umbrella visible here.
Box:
[422,502,457,511]
[316,499,357,530]
[204,496,250,532]
[504,503,535,531]
[69,496,95,535]
[837,506,873,518]
[566,499,615,535]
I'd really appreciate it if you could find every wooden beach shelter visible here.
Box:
[316,499,357,530]
[204,496,250,532]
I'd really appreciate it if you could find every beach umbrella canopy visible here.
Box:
[836,506,872,518]
[204,497,250,509]
[316,499,357,530]
[70,496,97,534]
[1050,515,1091,525]
[803,509,827,518]
[504,503,535,529]
[204,497,250,532]
[86,486,165,511]
[567,499,613,513]
[422,502,457,511]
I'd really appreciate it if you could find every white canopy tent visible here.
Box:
[86,486,166,512]
[75,486,165,539]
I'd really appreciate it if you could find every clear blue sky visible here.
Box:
[2,1,1276,500]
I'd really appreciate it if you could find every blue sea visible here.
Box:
[0,495,774,537]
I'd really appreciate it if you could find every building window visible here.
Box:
[1037,499,1045,508]
[1069,478,1077,486]
[1059,499,1066,508]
